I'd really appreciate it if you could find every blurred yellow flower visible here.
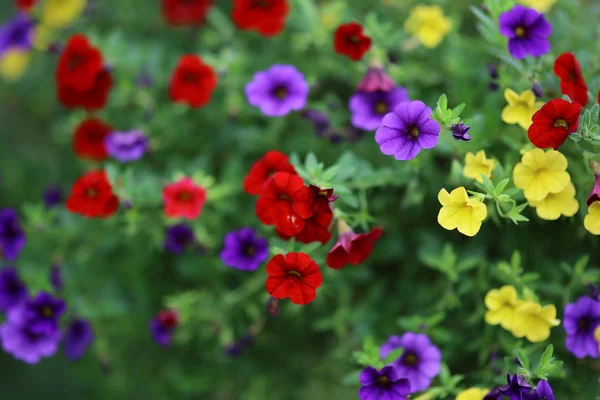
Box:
[594,326,600,350]
[519,0,556,13]
[456,388,490,400]
[528,182,579,221]
[501,89,543,130]
[464,151,496,183]
[484,285,521,331]
[404,5,452,49]
[513,149,570,202]
[511,301,560,343]
[584,201,600,235]
[437,187,487,237]
[33,25,55,51]
[41,0,86,28]
[0,50,30,82]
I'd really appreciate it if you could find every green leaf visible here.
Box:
[495,178,510,194]
[382,348,404,365]
[305,152,318,173]
[341,370,362,386]
[451,103,466,119]
[515,349,530,370]
[538,345,554,369]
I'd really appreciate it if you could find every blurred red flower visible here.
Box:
[66,171,119,218]
[554,52,589,106]
[265,252,323,305]
[243,151,297,195]
[333,23,372,61]
[231,0,289,37]
[56,34,104,92]
[169,54,218,108]
[72,118,113,161]
[528,99,582,150]
[327,226,382,270]
[14,0,37,11]
[163,177,207,219]
[161,0,213,26]
[58,70,113,111]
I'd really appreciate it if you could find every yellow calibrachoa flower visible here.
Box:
[513,149,570,202]
[528,182,579,221]
[0,50,30,82]
[33,25,56,51]
[404,5,452,49]
[594,326,600,350]
[41,0,86,28]
[484,285,521,331]
[519,0,556,13]
[511,301,560,343]
[501,89,543,130]
[463,151,496,184]
[584,201,600,235]
[437,187,487,237]
[456,388,490,400]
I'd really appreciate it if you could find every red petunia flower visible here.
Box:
[265,252,323,305]
[307,185,339,214]
[161,0,213,26]
[333,22,372,61]
[163,177,207,220]
[14,0,37,11]
[293,211,334,244]
[326,223,382,270]
[57,69,113,111]
[554,52,589,106]
[528,99,582,150]
[66,170,119,218]
[255,172,313,236]
[72,118,113,161]
[56,34,104,93]
[231,0,289,37]
[169,54,218,108]
[243,151,297,196]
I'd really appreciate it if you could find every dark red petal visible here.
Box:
[347,228,382,265]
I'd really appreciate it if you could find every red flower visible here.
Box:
[161,0,213,26]
[66,170,119,218]
[326,224,382,270]
[57,69,113,111]
[333,23,372,61]
[72,118,112,161]
[163,177,207,219]
[294,211,333,244]
[265,252,323,305]
[307,185,339,214]
[554,52,589,106]
[528,99,582,150]
[231,0,289,37]
[243,151,297,195]
[169,54,218,108]
[255,172,313,236]
[14,0,37,11]
[157,309,179,329]
[56,34,104,93]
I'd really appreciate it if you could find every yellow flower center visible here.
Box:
[287,270,302,278]
[274,87,287,99]
[553,119,568,129]
[410,127,420,138]
[376,376,389,385]
[374,101,388,114]
[515,26,526,37]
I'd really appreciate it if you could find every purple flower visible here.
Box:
[105,130,148,162]
[531,82,544,98]
[11,292,66,335]
[357,67,396,93]
[164,223,196,254]
[0,267,27,312]
[358,366,411,400]
[0,208,26,261]
[220,227,269,271]
[499,5,552,59]
[0,14,34,54]
[375,100,441,160]
[63,319,95,361]
[245,64,309,117]
[451,123,472,141]
[150,309,178,347]
[487,63,499,79]
[563,295,600,358]
[50,264,63,292]
[498,374,532,399]
[223,333,254,358]
[43,185,63,209]
[301,109,331,137]
[587,161,600,206]
[0,310,61,364]
[533,380,555,400]
[380,332,441,393]
[349,88,409,131]
[483,388,502,400]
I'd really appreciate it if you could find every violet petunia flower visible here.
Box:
[164,223,196,254]
[349,88,409,131]
[0,208,26,261]
[63,319,95,361]
[357,66,396,93]
[0,13,34,54]
[587,161,600,206]
[220,227,269,272]
[498,373,532,399]
[533,380,555,400]
[451,122,472,141]
[223,333,254,358]
[380,332,441,393]
[0,267,27,312]
[563,295,600,358]
[43,185,63,209]
[301,109,331,137]
[359,366,411,400]
[50,263,63,292]
[245,64,310,117]
[375,100,441,160]
[150,309,179,347]
[12,292,66,335]
[498,5,552,59]
[105,130,148,162]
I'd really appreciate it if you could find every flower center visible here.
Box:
[553,119,568,130]
[178,191,192,201]
[287,270,302,279]
[410,126,420,138]
[349,34,359,44]
[376,376,390,385]
[578,317,591,330]
[374,101,388,114]
[252,0,270,7]
[183,72,198,83]
[85,188,98,198]
[278,193,292,201]
[515,26,526,37]
[273,86,287,99]
[403,352,419,366]
[41,306,53,318]
[68,55,82,71]
[243,244,255,256]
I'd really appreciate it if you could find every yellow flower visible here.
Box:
[33,25,56,51]
[463,151,496,183]
[501,89,543,130]
[513,149,570,202]
[584,201,600,235]
[437,187,487,237]
[456,388,490,400]
[511,301,560,343]
[0,50,30,82]
[594,326,600,350]
[404,5,452,49]
[528,182,579,220]
[484,285,521,331]
[519,0,556,13]
[41,0,86,28]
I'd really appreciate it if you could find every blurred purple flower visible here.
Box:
[13,292,66,335]
[220,227,269,272]
[498,374,532,399]
[150,309,179,347]
[349,88,409,131]
[358,366,411,400]
[532,82,544,98]
[0,267,27,312]
[164,223,196,254]
[563,295,600,358]
[63,319,95,361]
[301,109,331,137]
[533,380,555,400]
[0,13,34,54]
[0,208,26,261]
[105,130,148,163]
[223,333,254,358]
[43,185,63,209]
[487,63,499,79]
[50,264,63,292]
[357,67,395,93]
[499,5,552,59]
